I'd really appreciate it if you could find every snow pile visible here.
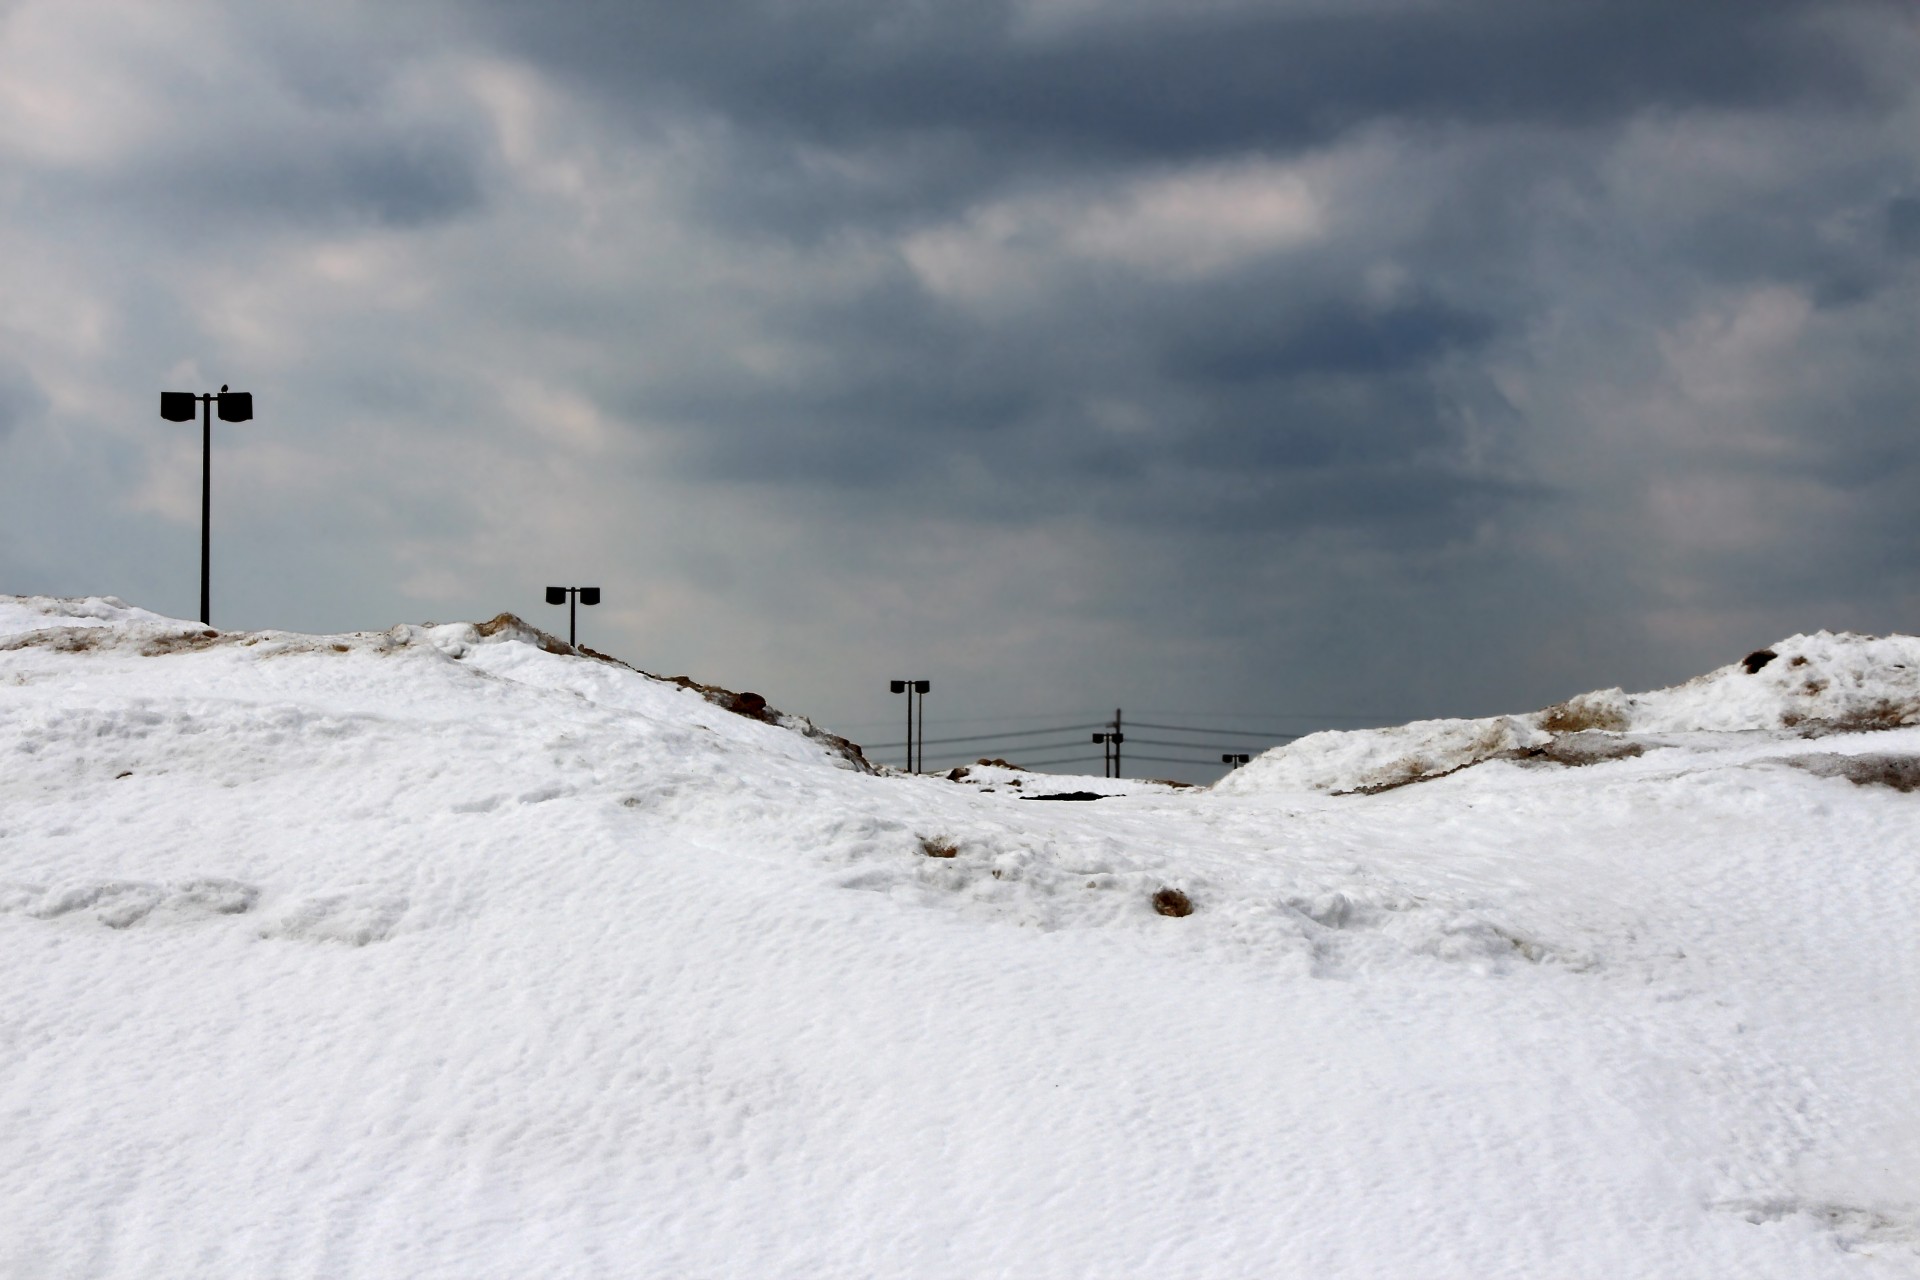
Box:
[1213,713,1551,795]
[4,596,1917,1277]
[1600,630,1920,734]
[1217,630,1920,796]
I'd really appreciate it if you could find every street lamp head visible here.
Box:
[913,679,930,694]
[579,587,601,606]
[889,679,907,694]
[216,389,253,422]
[545,586,567,605]
[160,391,196,422]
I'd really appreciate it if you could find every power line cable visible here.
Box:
[875,735,1098,755]
[865,722,1102,750]
[974,754,1104,769]
[1129,709,1399,721]
[832,710,1118,729]
[1127,722,1305,739]
[1123,735,1291,750]
[1124,752,1241,768]
[918,740,1104,760]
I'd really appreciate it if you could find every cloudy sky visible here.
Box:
[2,0,1916,776]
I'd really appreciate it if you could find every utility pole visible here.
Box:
[544,586,601,647]
[159,386,253,626]
[888,679,931,771]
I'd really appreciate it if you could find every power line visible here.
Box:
[832,709,1117,729]
[1121,740,1290,752]
[1124,752,1238,768]
[1128,709,1399,721]
[866,722,1102,750]
[968,753,1105,769]
[1127,721,1305,739]
[914,738,1103,759]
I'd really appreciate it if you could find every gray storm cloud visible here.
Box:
[0,0,1915,773]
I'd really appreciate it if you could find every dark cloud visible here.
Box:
[1164,296,1497,384]
[3,0,1917,780]
[63,124,492,235]
[483,0,1892,162]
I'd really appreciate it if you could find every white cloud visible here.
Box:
[902,155,1332,304]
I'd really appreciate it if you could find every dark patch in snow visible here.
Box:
[1783,753,1920,793]
[1526,732,1648,768]
[1720,1196,1920,1255]
[139,629,230,656]
[1790,697,1920,735]
[1742,648,1779,674]
[1338,731,1650,794]
[1151,887,1193,917]
[1538,695,1631,733]
[0,627,111,654]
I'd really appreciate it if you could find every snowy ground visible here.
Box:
[3,595,1916,1278]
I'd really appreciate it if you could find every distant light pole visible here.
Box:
[889,678,930,772]
[545,585,600,647]
[1221,753,1251,769]
[159,385,253,626]
[1091,709,1125,777]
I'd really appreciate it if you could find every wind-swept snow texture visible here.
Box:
[3,596,1917,1278]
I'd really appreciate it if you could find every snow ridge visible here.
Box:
[1216,630,1920,796]
[3,596,1916,1278]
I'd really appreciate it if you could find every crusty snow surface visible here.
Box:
[2,596,1917,1279]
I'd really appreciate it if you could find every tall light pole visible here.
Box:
[888,678,930,772]
[545,585,600,647]
[160,385,253,626]
[1221,753,1251,769]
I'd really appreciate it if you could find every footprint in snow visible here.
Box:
[1,877,258,929]
[259,893,408,946]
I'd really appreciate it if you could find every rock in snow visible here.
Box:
[2,595,1917,1278]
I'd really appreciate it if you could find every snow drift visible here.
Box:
[1214,630,1920,796]
[3,596,1917,1278]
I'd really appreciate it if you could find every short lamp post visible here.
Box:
[159,385,253,626]
[1092,730,1125,778]
[1093,709,1125,778]
[545,585,600,648]
[1221,753,1251,769]
[889,678,930,772]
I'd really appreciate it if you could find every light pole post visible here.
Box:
[1091,731,1117,777]
[544,585,601,648]
[160,385,253,626]
[889,679,930,772]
